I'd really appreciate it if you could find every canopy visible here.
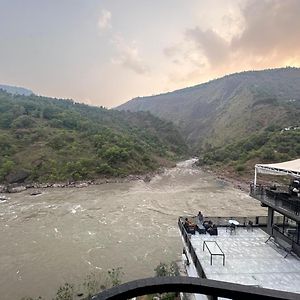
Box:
[254,158,300,185]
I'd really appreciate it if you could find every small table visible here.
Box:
[227,220,239,234]
[197,223,206,234]
[228,220,239,225]
[203,241,225,266]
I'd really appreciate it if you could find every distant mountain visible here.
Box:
[117,67,300,150]
[0,91,187,184]
[0,84,33,96]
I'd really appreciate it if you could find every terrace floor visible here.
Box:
[189,227,300,294]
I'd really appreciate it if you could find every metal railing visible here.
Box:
[250,184,300,217]
[93,276,300,300]
[178,217,206,278]
[184,215,279,227]
[272,224,299,245]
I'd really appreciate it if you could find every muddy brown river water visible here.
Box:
[0,159,266,299]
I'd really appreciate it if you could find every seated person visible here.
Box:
[203,220,213,231]
[184,218,190,229]
[184,218,196,234]
[229,223,236,232]
[207,224,218,235]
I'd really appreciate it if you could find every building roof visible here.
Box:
[255,158,300,178]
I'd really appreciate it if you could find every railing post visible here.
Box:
[267,207,274,235]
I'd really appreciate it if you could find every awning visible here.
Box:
[254,158,300,185]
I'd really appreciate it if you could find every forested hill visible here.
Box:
[0,84,33,96]
[117,67,300,150]
[0,90,187,184]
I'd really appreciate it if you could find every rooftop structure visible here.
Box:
[177,158,300,299]
[94,216,300,300]
[184,222,300,293]
[251,158,300,256]
[178,216,300,299]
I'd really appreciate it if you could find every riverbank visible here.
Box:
[202,163,289,193]
[0,168,166,194]
[0,159,253,195]
[199,164,254,193]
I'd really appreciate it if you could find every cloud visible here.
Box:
[164,0,300,85]
[164,41,207,68]
[231,0,300,58]
[111,36,149,74]
[185,27,229,65]
[164,45,180,57]
[98,9,112,30]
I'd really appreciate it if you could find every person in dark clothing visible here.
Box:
[207,224,218,235]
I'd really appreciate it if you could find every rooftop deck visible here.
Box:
[180,223,300,295]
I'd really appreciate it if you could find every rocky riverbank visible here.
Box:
[0,160,259,195]
[0,169,164,194]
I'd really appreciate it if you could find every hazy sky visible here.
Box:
[1,0,300,108]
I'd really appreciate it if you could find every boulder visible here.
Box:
[6,170,30,184]
[75,182,88,188]
[9,186,27,193]
[143,175,152,183]
[0,185,7,193]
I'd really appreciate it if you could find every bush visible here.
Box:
[12,115,35,128]
[154,261,179,277]
[235,163,245,172]
[261,148,275,160]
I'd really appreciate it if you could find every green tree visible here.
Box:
[0,159,15,181]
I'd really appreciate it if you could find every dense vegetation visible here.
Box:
[2,68,300,184]
[198,127,300,175]
[0,90,187,184]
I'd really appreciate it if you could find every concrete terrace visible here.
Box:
[189,227,300,294]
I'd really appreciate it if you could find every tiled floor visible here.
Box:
[190,227,300,294]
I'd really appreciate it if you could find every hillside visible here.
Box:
[117,67,300,151]
[0,84,33,96]
[199,127,300,183]
[0,90,187,185]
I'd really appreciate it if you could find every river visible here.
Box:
[0,159,266,299]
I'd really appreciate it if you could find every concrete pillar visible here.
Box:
[267,207,274,235]
[254,167,257,187]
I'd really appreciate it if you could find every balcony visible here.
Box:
[250,184,300,222]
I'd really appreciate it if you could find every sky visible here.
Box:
[0,0,300,108]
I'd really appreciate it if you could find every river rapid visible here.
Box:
[0,159,266,299]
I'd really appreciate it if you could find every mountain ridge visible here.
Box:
[117,67,300,149]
